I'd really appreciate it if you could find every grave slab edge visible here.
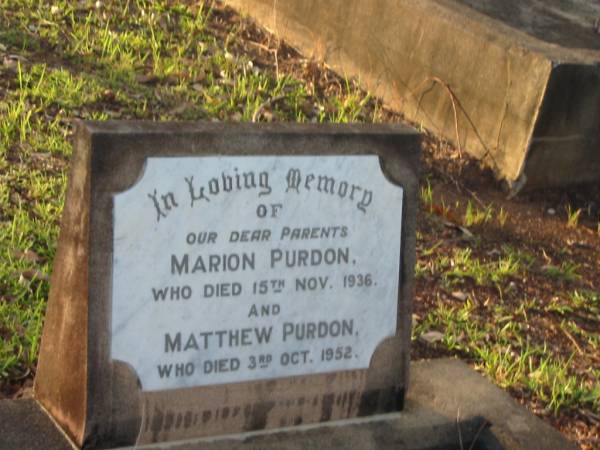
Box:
[223,0,600,189]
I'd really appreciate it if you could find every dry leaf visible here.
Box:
[419,331,444,344]
[451,291,467,301]
[136,73,159,85]
[20,269,49,281]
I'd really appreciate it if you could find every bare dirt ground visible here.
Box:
[415,136,600,449]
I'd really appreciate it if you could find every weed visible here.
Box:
[502,245,535,269]
[542,262,581,283]
[442,248,520,286]
[463,200,493,227]
[414,261,429,279]
[497,207,508,227]
[420,179,433,209]
[569,290,599,311]
[545,297,573,316]
[524,351,597,413]
[566,204,582,229]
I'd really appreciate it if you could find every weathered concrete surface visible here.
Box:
[225,0,600,189]
[456,0,600,51]
[34,122,91,445]
[1,359,579,449]
[0,399,74,450]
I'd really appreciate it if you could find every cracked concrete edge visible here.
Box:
[0,398,75,450]
[407,359,580,450]
[36,398,80,450]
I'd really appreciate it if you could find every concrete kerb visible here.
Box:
[224,0,600,190]
[0,359,579,450]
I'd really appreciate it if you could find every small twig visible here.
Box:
[412,76,462,158]
[247,40,275,53]
[430,76,462,158]
[272,0,280,79]
[468,420,490,450]
[457,408,464,450]
[580,409,600,423]
[560,326,583,355]
[274,45,279,79]
[246,39,279,78]
[463,185,488,210]
[252,94,286,122]
[426,158,487,210]
[406,75,501,172]
[12,368,31,381]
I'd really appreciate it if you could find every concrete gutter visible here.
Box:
[225,0,600,189]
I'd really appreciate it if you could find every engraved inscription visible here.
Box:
[111,156,403,391]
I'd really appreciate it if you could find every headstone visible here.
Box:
[34,122,419,448]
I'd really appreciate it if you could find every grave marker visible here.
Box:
[34,122,419,448]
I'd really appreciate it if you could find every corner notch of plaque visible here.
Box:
[110,154,404,392]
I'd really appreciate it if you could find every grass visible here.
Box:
[414,171,599,439]
[415,206,600,439]
[420,179,433,209]
[542,262,582,283]
[463,200,493,227]
[427,247,521,288]
[566,204,582,229]
[496,206,508,227]
[414,295,599,415]
[0,0,385,383]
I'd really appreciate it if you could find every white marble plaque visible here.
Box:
[111,155,403,391]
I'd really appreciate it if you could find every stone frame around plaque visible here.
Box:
[34,121,420,449]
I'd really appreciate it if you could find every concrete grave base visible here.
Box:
[0,359,578,450]
[225,0,600,190]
